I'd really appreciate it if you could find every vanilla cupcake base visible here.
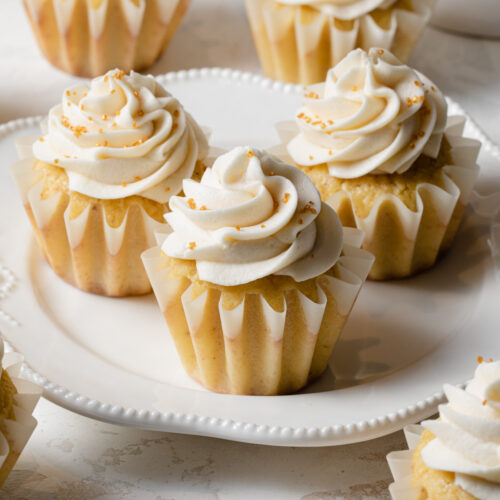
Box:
[277,116,480,280]
[23,0,192,77]
[0,352,42,487]
[388,425,480,500]
[11,158,168,297]
[143,228,373,395]
[245,0,434,85]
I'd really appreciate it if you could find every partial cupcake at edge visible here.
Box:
[245,0,435,84]
[23,0,192,77]
[11,69,208,297]
[142,146,374,395]
[388,359,500,499]
[276,47,481,280]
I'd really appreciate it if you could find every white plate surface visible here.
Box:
[1,69,500,447]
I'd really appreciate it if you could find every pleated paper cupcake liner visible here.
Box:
[23,0,192,77]
[0,352,42,487]
[275,116,481,280]
[244,0,434,85]
[142,227,374,395]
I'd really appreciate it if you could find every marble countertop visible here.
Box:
[1,0,499,498]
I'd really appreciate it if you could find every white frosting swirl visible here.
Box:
[33,69,208,203]
[276,0,396,20]
[287,48,448,178]
[421,361,500,500]
[162,147,343,286]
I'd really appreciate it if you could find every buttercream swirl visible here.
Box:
[33,69,208,203]
[162,147,343,286]
[276,0,396,20]
[421,361,500,500]
[287,48,447,178]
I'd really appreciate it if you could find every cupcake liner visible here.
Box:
[0,351,42,487]
[387,424,428,500]
[23,0,192,77]
[142,227,374,395]
[11,138,169,296]
[244,0,434,84]
[275,116,481,280]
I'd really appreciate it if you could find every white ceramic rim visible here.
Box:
[2,68,500,447]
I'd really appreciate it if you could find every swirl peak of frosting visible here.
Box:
[421,360,500,500]
[33,69,208,203]
[275,0,397,20]
[287,48,447,178]
[162,147,344,286]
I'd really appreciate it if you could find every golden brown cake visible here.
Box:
[280,48,480,280]
[143,146,374,395]
[12,69,208,297]
[245,0,434,84]
[23,0,191,77]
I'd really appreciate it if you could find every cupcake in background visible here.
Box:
[142,146,374,395]
[245,0,434,85]
[11,69,208,297]
[23,0,192,77]
[276,48,480,280]
[388,359,500,499]
[0,337,42,486]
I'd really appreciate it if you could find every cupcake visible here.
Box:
[23,0,191,77]
[244,0,434,85]
[0,338,42,486]
[277,48,480,280]
[142,146,374,395]
[388,359,500,500]
[11,69,208,297]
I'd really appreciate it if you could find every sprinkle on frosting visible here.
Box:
[287,48,448,179]
[33,69,208,202]
[161,146,344,286]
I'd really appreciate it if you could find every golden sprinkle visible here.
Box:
[412,96,420,104]
[134,90,139,98]
[102,114,108,121]
[352,85,358,92]
[113,70,125,80]
[406,97,413,107]
[132,121,137,128]
[111,89,116,94]
[414,80,421,87]
[235,226,241,231]
[309,155,314,161]
[104,76,109,82]
[409,143,415,150]
[67,102,71,107]
[328,150,333,155]
[419,96,425,102]
[489,358,494,363]
[134,176,141,181]
[83,93,87,98]
[112,123,117,128]
[301,204,317,215]
[200,205,208,211]
[39,137,44,142]
[121,182,127,187]
[64,155,70,159]
[478,355,484,363]
[320,123,326,129]
[378,49,384,55]
[165,187,171,192]
[304,91,320,100]
[80,105,85,111]
[188,242,196,250]
[65,91,71,97]
[483,400,487,406]
[297,112,305,119]
[247,150,255,159]
[99,154,109,159]
[327,120,334,125]
[282,193,291,204]
[54,159,59,164]
[103,140,108,147]
[99,128,103,134]
[431,86,436,91]
[187,198,196,209]
[261,224,266,228]
[88,116,93,121]
[312,120,321,126]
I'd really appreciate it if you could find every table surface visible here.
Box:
[1,1,499,498]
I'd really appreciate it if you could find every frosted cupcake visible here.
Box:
[142,146,373,395]
[388,359,500,500]
[245,0,434,84]
[277,48,480,280]
[12,69,208,297]
[23,0,192,77]
[0,338,42,486]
